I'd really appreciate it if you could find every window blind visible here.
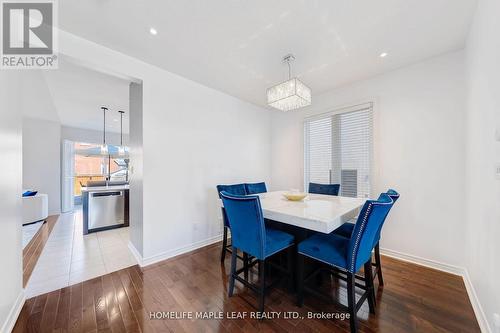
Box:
[304,103,373,198]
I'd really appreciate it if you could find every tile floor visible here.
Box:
[26,207,136,298]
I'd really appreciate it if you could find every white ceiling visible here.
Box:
[58,0,477,107]
[42,59,130,133]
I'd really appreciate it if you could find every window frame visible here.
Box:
[303,101,374,198]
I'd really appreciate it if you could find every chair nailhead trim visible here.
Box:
[350,203,372,272]
[298,252,347,272]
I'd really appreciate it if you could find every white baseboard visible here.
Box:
[462,269,492,333]
[128,241,144,267]
[381,247,491,333]
[130,234,223,268]
[380,247,464,275]
[1,289,25,333]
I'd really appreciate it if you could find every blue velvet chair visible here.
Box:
[216,184,247,263]
[297,193,394,333]
[308,182,340,196]
[244,182,267,195]
[220,191,294,313]
[331,189,399,286]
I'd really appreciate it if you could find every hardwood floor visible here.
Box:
[22,215,59,287]
[14,242,480,333]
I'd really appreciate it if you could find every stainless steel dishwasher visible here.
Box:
[88,190,125,230]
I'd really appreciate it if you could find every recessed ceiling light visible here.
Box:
[380,52,388,58]
[149,27,158,35]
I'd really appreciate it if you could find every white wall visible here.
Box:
[129,82,144,256]
[20,70,60,123]
[271,51,466,267]
[22,118,62,215]
[58,31,271,263]
[62,126,129,146]
[143,69,271,260]
[465,0,500,331]
[20,71,62,216]
[0,72,24,333]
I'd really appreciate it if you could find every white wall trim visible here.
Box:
[381,247,491,333]
[132,234,223,268]
[128,241,144,267]
[380,247,464,275]
[462,269,492,333]
[303,101,373,122]
[1,289,25,333]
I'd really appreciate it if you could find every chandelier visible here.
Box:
[267,54,311,111]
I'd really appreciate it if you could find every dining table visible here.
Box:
[220,190,366,235]
[219,190,367,288]
[257,190,365,233]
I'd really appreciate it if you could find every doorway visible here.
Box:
[21,58,143,297]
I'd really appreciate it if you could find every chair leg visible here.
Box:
[287,246,295,292]
[228,246,237,297]
[315,265,323,286]
[374,242,384,286]
[220,227,228,263]
[258,259,266,314]
[364,261,376,314]
[297,254,304,307]
[243,252,249,281]
[347,273,358,333]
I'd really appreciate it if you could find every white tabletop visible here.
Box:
[220,190,366,234]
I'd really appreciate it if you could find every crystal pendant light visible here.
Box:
[267,54,311,111]
[100,106,109,155]
[118,110,125,156]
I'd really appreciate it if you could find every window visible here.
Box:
[304,103,373,198]
[73,142,130,199]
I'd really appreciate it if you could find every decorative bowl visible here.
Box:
[283,192,308,201]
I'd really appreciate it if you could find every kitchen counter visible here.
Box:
[81,185,129,192]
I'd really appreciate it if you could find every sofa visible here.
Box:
[22,193,48,225]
